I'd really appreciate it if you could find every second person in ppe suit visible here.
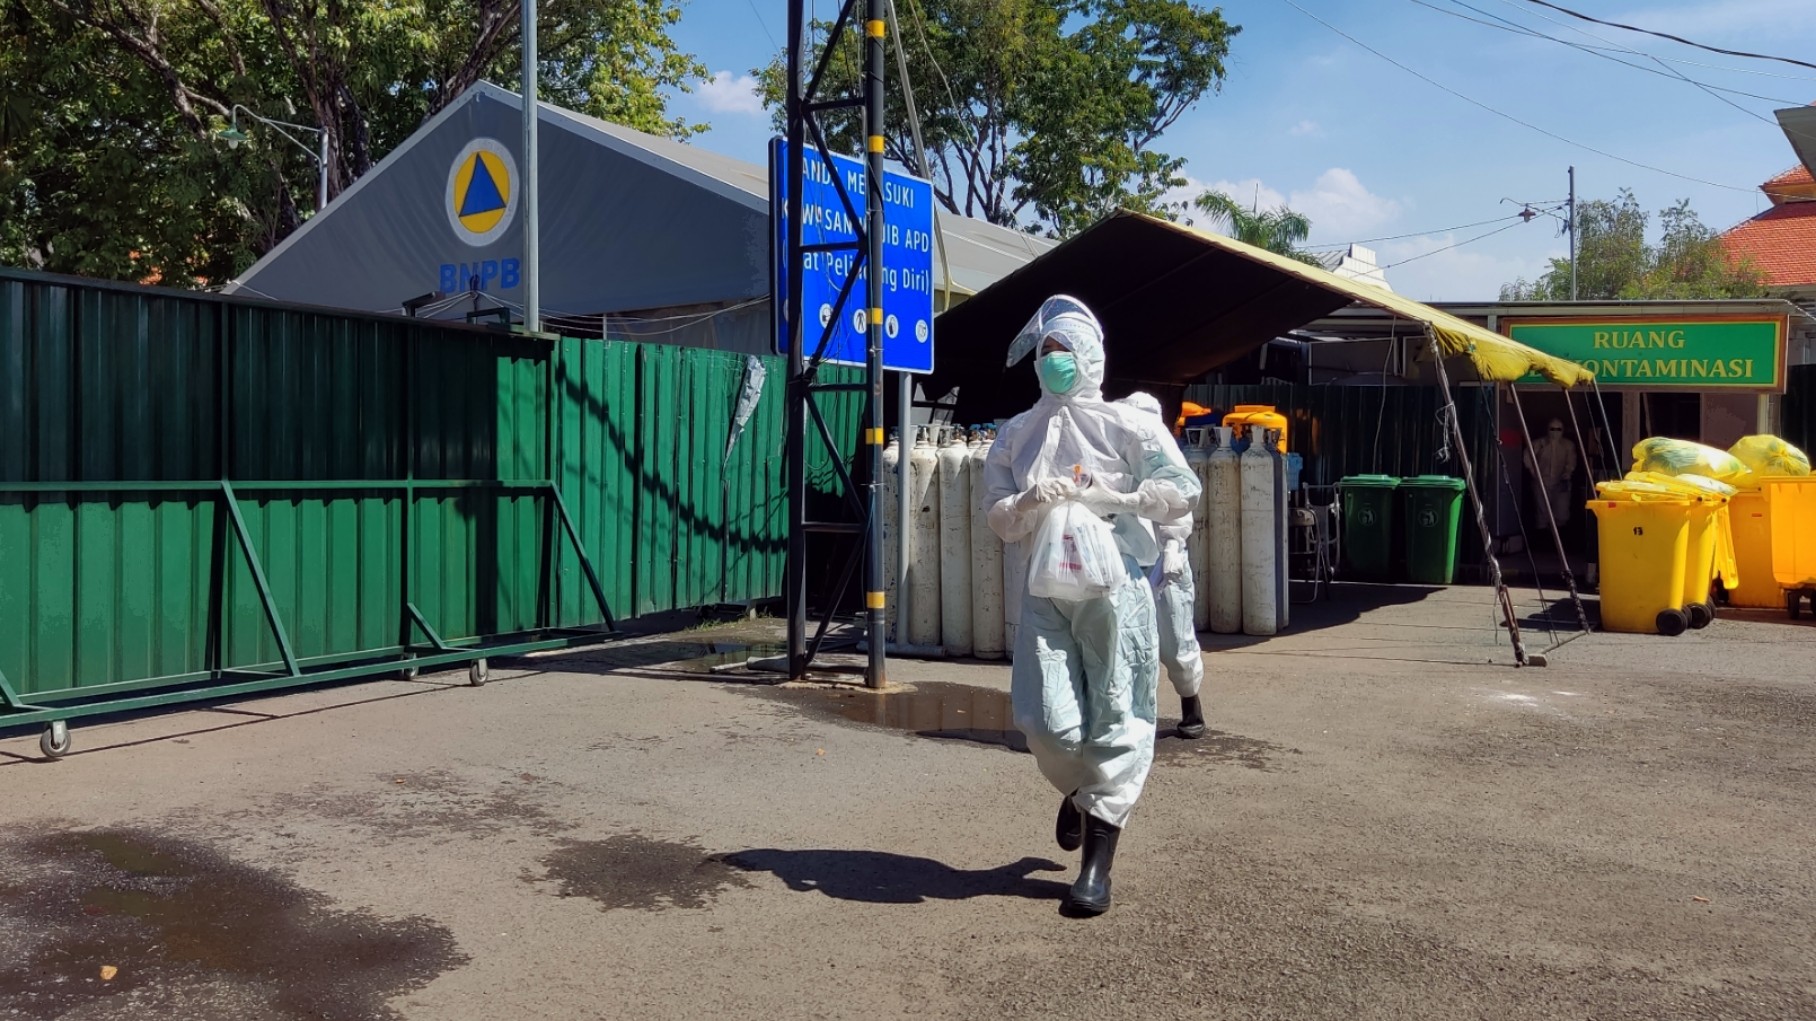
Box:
[1115,392,1206,739]
[1527,418,1578,528]
[983,296,1201,917]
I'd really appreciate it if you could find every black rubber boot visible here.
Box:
[1065,816,1122,917]
[1177,695,1206,740]
[1055,791,1083,852]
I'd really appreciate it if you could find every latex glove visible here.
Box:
[1161,544,1188,579]
[1075,474,1137,513]
[1015,477,1076,511]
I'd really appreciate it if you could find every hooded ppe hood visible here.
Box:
[1007,295,1106,402]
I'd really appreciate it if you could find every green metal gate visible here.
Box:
[0,268,856,753]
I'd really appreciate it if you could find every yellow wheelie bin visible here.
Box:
[1764,477,1816,618]
[1588,488,1695,636]
[1726,491,1781,609]
[1622,472,1736,628]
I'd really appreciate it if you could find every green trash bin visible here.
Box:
[1401,475,1468,585]
[1339,475,1401,582]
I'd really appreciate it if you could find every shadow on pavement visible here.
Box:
[723,849,1068,904]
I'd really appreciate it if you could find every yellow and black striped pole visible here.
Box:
[863,2,889,688]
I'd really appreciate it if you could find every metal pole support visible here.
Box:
[862,0,888,689]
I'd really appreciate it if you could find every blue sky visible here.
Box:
[661,0,1815,300]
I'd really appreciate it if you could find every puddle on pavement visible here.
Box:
[766,682,1030,752]
[763,681,1297,769]
[533,834,753,911]
[0,829,463,1021]
[1155,729,1298,771]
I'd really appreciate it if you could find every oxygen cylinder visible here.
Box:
[906,426,943,648]
[1270,430,1290,632]
[1241,424,1279,636]
[1207,426,1243,634]
[994,424,1023,656]
[882,432,902,641]
[937,428,974,656]
[968,431,1005,660]
[1184,428,1212,632]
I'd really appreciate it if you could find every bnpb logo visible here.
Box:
[445,138,518,247]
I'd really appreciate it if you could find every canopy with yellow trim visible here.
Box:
[930,211,1592,423]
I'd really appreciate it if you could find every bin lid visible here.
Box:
[1339,474,1400,488]
[1402,475,1466,491]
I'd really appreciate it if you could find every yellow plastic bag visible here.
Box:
[1728,435,1811,480]
[1631,437,1749,485]
[1596,478,1686,501]
[1626,471,1737,498]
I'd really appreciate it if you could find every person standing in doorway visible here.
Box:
[1527,418,1578,529]
[983,296,1200,917]
[1115,391,1206,740]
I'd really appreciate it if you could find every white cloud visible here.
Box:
[1164,169,1401,239]
[1291,168,1403,237]
[696,71,764,117]
[1289,119,1322,137]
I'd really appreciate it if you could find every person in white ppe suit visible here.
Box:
[1114,392,1206,740]
[983,296,1202,917]
[1526,418,1577,528]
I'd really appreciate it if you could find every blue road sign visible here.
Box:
[771,138,937,374]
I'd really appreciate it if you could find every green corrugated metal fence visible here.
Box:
[0,268,856,740]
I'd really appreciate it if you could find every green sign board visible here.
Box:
[1505,316,1786,391]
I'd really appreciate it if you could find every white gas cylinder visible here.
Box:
[968,432,1006,660]
[1184,428,1212,632]
[1207,426,1244,634]
[937,428,974,656]
[906,427,943,648]
[1241,424,1279,636]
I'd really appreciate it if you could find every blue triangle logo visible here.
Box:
[459,155,506,216]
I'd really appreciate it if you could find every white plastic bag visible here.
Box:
[1027,500,1127,601]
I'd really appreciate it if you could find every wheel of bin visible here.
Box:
[1788,591,1804,620]
[1683,602,1710,628]
[40,721,71,760]
[1656,608,1689,637]
[467,658,489,687]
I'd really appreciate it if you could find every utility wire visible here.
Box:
[1519,0,1816,74]
[744,0,779,50]
[1448,0,1816,147]
[1411,0,1803,106]
[1277,0,1754,193]
[1301,211,1534,250]
[1380,218,1533,270]
[1487,0,1816,82]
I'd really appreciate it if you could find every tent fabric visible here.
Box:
[932,211,1590,423]
[1160,220,1595,388]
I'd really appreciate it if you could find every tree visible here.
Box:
[0,0,705,286]
[754,0,1238,236]
[1500,189,1766,301]
[1190,188,1320,265]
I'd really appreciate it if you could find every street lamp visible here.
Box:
[217,105,330,212]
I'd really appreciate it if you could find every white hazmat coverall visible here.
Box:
[1115,392,1205,702]
[1527,419,1577,528]
[983,297,1201,850]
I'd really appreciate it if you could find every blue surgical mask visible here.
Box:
[1038,352,1079,395]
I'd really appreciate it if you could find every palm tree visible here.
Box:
[1191,189,1323,267]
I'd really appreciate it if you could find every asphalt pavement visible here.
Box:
[3,583,1813,1020]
